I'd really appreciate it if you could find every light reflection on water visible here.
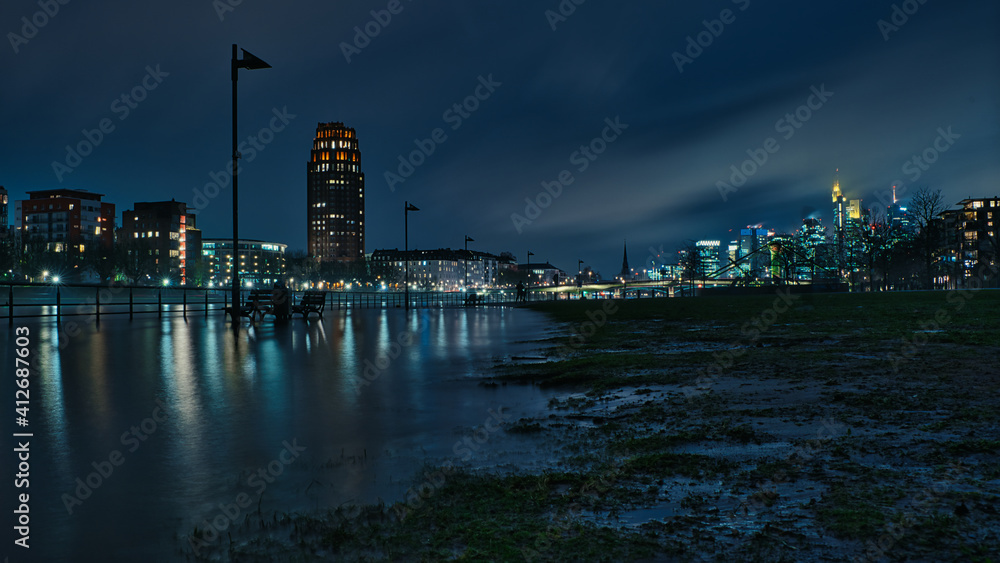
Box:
[4,307,558,561]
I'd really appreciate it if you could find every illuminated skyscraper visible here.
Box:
[695,240,722,276]
[832,172,846,237]
[739,226,774,279]
[307,122,365,262]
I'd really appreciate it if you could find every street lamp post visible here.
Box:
[405,202,419,311]
[526,250,534,289]
[464,235,474,290]
[230,44,271,323]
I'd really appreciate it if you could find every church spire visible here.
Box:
[619,240,630,280]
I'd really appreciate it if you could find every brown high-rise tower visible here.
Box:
[307,122,365,262]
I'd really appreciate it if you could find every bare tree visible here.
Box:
[909,186,946,289]
[679,241,704,295]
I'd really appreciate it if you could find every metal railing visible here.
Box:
[2,282,562,323]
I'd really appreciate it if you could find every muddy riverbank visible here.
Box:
[196,290,1000,561]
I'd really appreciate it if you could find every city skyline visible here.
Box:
[2,1,998,275]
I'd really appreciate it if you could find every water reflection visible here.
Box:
[6,307,556,561]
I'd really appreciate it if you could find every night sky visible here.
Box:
[2,0,997,275]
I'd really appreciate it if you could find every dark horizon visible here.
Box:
[2,0,998,275]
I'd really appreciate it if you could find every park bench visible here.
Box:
[292,291,326,319]
[246,289,275,322]
[224,289,274,322]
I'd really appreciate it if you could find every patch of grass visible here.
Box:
[943,439,1000,457]
[507,418,544,433]
[613,431,707,454]
[815,482,905,539]
[623,452,734,478]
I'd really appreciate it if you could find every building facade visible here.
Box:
[949,197,999,286]
[520,262,568,286]
[202,239,287,288]
[695,240,722,277]
[738,226,774,279]
[307,122,365,262]
[120,200,202,284]
[370,248,502,290]
[15,189,115,252]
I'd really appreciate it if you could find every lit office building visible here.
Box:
[370,248,502,289]
[202,239,287,288]
[739,226,774,279]
[307,122,365,262]
[695,240,722,277]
